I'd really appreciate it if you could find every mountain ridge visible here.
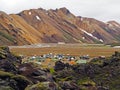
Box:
[0,7,120,45]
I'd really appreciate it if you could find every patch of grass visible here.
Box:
[57,76,73,82]
[0,46,8,50]
[49,68,55,74]
[0,31,14,42]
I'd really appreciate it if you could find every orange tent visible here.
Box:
[69,61,76,65]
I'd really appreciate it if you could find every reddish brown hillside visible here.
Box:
[0,7,120,45]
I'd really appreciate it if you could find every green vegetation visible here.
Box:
[90,58,104,65]
[0,70,30,83]
[12,75,31,84]
[49,68,55,74]
[25,83,49,90]
[108,42,120,47]
[0,46,8,50]
[0,70,13,78]
[0,31,14,42]
[77,77,95,86]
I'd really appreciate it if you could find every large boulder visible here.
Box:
[59,81,80,90]
[18,63,49,83]
[54,61,65,71]
[0,70,31,90]
[0,46,22,73]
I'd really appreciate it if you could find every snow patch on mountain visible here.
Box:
[81,29,98,39]
[99,39,104,42]
[36,15,41,21]
[29,12,31,15]
[81,29,104,42]
[82,37,85,39]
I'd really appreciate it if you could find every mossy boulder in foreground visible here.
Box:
[0,46,30,90]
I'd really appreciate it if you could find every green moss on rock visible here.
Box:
[25,83,50,90]
[0,70,13,78]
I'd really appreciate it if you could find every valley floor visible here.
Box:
[9,43,120,57]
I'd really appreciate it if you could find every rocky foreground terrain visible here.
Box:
[0,46,120,90]
[0,7,120,45]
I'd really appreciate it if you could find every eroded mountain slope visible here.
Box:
[0,7,120,45]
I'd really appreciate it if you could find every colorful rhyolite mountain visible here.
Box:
[0,7,120,45]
